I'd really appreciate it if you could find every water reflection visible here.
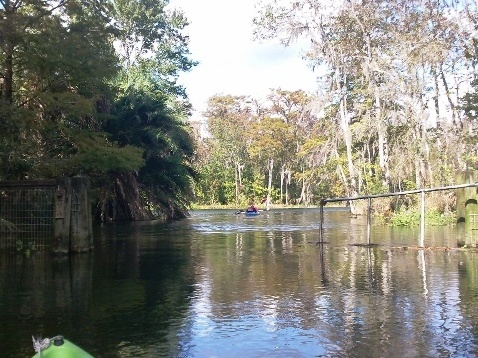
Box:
[2,209,478,357]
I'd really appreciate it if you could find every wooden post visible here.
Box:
[420,190,425,247]
[53,176,93,254]
[456,170,478,246]
[53,177,72,254]
[70,176,93,252]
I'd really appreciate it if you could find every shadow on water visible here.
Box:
[2,208,478,357]
[0,253,94,356]
[0,221,198,358]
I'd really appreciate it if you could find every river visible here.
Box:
[1,208,478,357]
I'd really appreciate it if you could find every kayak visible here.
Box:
[244,211,260,216]
[31,336,93,358]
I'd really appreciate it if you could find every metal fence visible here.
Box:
[0,180,56,251]
[318,182,478,246]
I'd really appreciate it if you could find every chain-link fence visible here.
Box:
[0,181,56,251]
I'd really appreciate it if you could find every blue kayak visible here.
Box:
[244,211,260,216]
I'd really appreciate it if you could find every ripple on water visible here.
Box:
[179,313,328,357]
[4,209,478,358]
[191,223,322,233]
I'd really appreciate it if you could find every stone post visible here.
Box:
[456,170,478,247]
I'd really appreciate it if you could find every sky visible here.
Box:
[167,0,319,122]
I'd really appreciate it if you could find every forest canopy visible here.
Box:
[0,0,197,221]
[3,0,478,219]
[194,0,478,212]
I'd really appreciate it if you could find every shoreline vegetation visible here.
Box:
[189,203,347,210]
[189,203,457,227]
[351,244,478,251]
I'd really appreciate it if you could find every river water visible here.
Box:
[1,208,478,357]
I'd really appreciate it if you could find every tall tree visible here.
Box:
[0,0,124,179]
[0,0,199,221]
[267,89,316,204]
[253,0,476,200]
[95,0,198,220]
[112,0,195,97]
[205,95,255,205]
[101,87,196,220]
[247,116,295,209]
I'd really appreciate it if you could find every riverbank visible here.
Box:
[189,203,346,210]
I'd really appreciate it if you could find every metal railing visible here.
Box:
[318,182,478,246]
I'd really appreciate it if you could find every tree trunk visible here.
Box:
[234,161,244,205]
[439,64,456,125]
[286,169,291,205]
[339,77,357,197]
[266,158,274,210]
[299,177,306,205]
[376,88,390,188]
[94,172,154,222]
[280,165,285,204]
[335,148,349,192]
[4,48,14,104]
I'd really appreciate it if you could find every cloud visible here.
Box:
[169,0,318,120]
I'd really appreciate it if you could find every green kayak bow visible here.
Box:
[31,336,93,358]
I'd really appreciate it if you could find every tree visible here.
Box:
[205,95,255,205]
[98,86,196,220]
[0,0,199,221]
[267,89,316,204]
[247,116,295,209]
[112,0,196,97]
[0,0,123,179]
[81,0,198,221]
[253,0,477,205]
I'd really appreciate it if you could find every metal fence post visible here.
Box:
[367,197,372,245]
[318,200,324,244]
[420,190,425,247]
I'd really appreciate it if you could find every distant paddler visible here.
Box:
[245,199,258,213]
[235,199,260,215]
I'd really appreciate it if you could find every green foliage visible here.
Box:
[0,104,37,179]
[197,92,325,207]
[247,117,294,161]
[238,172,269,203]
[193,143,236,205]
[105,86,197,215]
[0,0,198,220]
[113,0,196,96]
[71,132,145,173]
[360,164,388,195]
[0,0,120,179]
[389,209,421,226]
[390,208,455,227]
[27,126,144,179]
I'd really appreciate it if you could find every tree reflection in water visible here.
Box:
[1,208,477,357]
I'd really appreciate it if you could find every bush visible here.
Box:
[390,208,455,226]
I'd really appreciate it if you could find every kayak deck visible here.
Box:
[32,336,93,358]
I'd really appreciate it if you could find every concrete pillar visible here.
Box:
[456,170,478,247]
